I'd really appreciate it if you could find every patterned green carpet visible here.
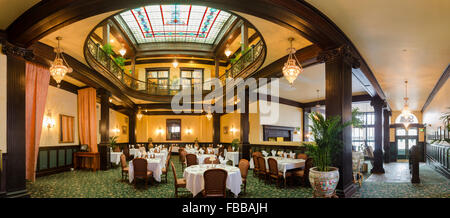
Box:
[27,156,449,198]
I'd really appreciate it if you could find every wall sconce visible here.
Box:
[156,128,164,134]
[230,127,238,134]
[185,129,193,134]
[43,111,55,129]
[112,126,120,135]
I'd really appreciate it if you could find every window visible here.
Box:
[166,119,181,140]
[181,68,203,90]
[351,112,375,151]
[146,68,170,94]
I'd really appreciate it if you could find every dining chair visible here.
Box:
[120,154,128,181]
[171,161,187,198]
[257,156,269,183]
[296,153,308,160]
[161,153,171,183]
[186,154,198,167]
[218,147,225,158]
[123,146,130,160]
[252,152,263,177]
[139,146,146,154]
[203,156,219,164]
[227,146,233,152]
[268,158,292,188]
[132,158,153,188]
[203,168,228,198]
[179,149,187,171]
[238,159,250,194]
[293,158,314,186]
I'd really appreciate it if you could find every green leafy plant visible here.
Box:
[231,138,240,151]
[305,112,352,172]
[101,43,114,56]
[352,108,364,128]
[109,136,118,150]
[113,56,126,68]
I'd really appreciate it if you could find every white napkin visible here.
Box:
[262,150,268,157]
[290,152,294,158]
[200,149,204,154]
[219,156,227,164]
[271,150,276,156]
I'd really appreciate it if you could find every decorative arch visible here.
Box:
[395,113,419,124]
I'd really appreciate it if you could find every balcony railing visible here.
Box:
[86,38,210,96]
[220,40,265,82]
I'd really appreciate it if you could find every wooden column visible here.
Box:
[239,88,250,160]
[240,22,249,52]
[383,108,391,163]
[128,109,136,145]
[214,57,220,78]
[2,42,34,197]
[103,23,110,46]
[318,45,360,198]
[371,95,385,173]
[99,89,110,144]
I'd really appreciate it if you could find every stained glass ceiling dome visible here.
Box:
[116,4,236,44]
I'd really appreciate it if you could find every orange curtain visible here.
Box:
[77,88,98,153]
[25,62,50,182]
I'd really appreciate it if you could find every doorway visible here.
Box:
[396,127,418,160]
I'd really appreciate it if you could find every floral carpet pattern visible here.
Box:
[27,156,449,198]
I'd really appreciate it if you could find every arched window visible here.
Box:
[395,113,418,124]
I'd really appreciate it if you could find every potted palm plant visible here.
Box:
[230,138,239,151]
[305,112,352,197]
[109,136,119,152]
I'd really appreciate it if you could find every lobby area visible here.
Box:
[0,0,449,200]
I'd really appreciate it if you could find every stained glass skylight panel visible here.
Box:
[117,4,233,44]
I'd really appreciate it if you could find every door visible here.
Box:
[396,127,418,160]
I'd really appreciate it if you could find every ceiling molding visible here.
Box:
[124,58,227,67]
[421,64,450,112]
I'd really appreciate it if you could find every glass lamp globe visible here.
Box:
[282,59,302,85]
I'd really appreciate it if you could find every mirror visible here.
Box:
[59,114,75,143]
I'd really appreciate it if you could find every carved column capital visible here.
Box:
[317,45,360,69]
[370,95,385,109]
[1,41,34,61]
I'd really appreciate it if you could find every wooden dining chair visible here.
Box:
[268,158,292,188]
[203,156,219,164]
[123,146,130,160]
[257,156,269,183]
[293,158,314,186]
[120,154,128,181]
[227,146,233,152]
[171,161,187,198]
[218,147,225,158]
[186,154,198,167]
[179,149,187,171]
[252,152,263,177]
[296,153,308,160]
[238,159,250,194]
[203,168,228,198]
[132,158,153,188]
[161,153,171,183]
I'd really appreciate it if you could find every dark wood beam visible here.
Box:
[214,19,243,59]
[141,111,207,116]
[421,64,449,112]
[109,18,137,55]
[124,58,227,67]
[48,77,80,95]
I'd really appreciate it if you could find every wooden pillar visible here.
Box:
[128,109,136,145]
[214,57,220,78]
[213,113,220,146]
[239,88,250,160]
[371,96,385,173]
[99,89,110,144]
[103,23,110,46]
[318,45,360,198]
[383,108,391,163]
[2,42,34,197]
[240,22,249,52]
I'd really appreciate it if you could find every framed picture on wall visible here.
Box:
[59,114,74,143]
[122,125,127,135]
[223,126,229,135]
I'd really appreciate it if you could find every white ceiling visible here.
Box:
[257,63,367,103]
[307,0,450,111]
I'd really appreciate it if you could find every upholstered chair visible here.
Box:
[171,161,187,198]
[296,153,308,160]
[257,156,269,182]
[203,168,228,198]
[293,158,314,186]
[120,154,128,181]
[186,154,198,167]
[203,156,220,164]
[238,159,250,194]
[268,158,292,187]
[179,149,187,171]
[132,158,153,188]
[161,153,171,183]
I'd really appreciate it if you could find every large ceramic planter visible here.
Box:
[309,167,339,197]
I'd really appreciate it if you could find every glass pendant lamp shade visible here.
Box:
[172,59,179,68]
[206,112,212,120]
[136,112,143,120]
[225,48,232,57]
[399,81,414,129]
[50,37,72,87]
[119,47,126,56]
[282,37,303,85]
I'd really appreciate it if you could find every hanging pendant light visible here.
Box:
[206,106,213,120]
[50,37,72,87]
[136,109,143,121]
[119,44,126,56]
[282,37,303,86]
[399,80,415,129]
[225,44,232,58]
[315,89,321,108]
[172,59,179,68]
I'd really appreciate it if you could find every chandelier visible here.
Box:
[172,59,179,68]
[50,37,72,87]
[282,37,303,85]
[119,45,126,56]
[206,107,212,120]
[225,44,232,57]
[399,80,415,129]
[136,108,143,120]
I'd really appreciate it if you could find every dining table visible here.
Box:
[110,151,123,165]
[128,158,163,183]
[252,156,305,178]
[183,164,242,197]
[225,151,239,166]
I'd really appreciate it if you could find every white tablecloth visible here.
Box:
[183,164,242,197]
[197,154,217,164]
[262,156,305,178]
[225,152,239,166]
[128,158,162,183]
[110,152,122,165]
[129,148,139,157]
